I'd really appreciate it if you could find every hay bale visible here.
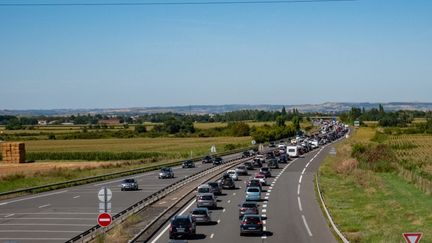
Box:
[1,142,26,163]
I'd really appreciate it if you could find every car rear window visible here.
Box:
[199,195,213,200]
[172,218,190,226]
[244,216,260,223]
[192,210,207,215]
[242,203,256,208]
[261,168,269,171]
[289,149,295,152]
[247,188,260,193]
[198,188,210,193]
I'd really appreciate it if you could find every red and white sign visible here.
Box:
[97,213,112,227]
[403,233,422,243]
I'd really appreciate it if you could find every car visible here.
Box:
[196,193,217,209]
[238,202,259,219]
[191,207,212,224]
[226,170,239,181]
[269,141,276,147]
[120,178,138,191]
[197,184,213,195]
[235,165,248,175]
[159,167,174,179]
[255,155,265,163]
[207,182,222,195]
[254,174,267,186]
[244,161,254,170]
[213,157,223,165]
[220,174,236,189]
[169,215,196,239]
[259,167,272,178]
[202,155,213,164]
[240,215,264,236]
[265,152,274,159]
[245,186,261,201]
[252,158,262,168]
[246,179,262,191]
[242,151,251,158]
[268,158,279,169]
[182,160,195,168]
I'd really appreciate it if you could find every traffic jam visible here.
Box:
[163,120,349,240]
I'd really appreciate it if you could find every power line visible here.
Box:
[0,0,358,7]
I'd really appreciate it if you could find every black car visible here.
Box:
[246,179,262,191]
[269,141,276,147]
[169,215,196,239]
[267,158,279,169]
[244,161,254,170]
[240,215,263,236]
[202,155,213,164]
[252,159,262,168]
[242,151,251,158]
[213,157,223,166]
[259,167,271,178]
[238,202,259,219]
[182,160,195,168]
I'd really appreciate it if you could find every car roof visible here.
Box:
[192,207,208,212]
[174,215,190,220]
[198,192,214,196]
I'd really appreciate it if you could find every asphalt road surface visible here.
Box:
[149,143,340,243]
[0,153,242,243]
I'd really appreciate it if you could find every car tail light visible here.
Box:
[169,224,173,232]
[241,221,248,225]
[257,221,263,225]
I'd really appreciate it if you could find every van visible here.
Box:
[286,146,299,158]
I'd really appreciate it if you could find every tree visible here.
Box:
[281,107,287,119]
[134,125,147,133]
[291,116,301,131]
[276,115,285,127]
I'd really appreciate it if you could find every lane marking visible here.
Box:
[262,209,267,213]
[222,209,226,213]
[298,197,303,211]
[262,204,267,208]
[264,196,269,200]
[297,184,301,195]
[217,219,221,224]
[267,190,272,192]
[38,204,51,209]
[4,214,14,218]
[158,201,166,205]
[266,193,270,196]
[171,197,178,201]
[227,200,231,204]
[73,196,80,199]
[263,226,267,231]
[301,168,306,175]
[0,190,68,206]
[150,200,195,243]
[302,215,313,236]
[210,233,214,239]
[299,175,303,184]
[233,193,236,196]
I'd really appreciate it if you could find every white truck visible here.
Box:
[286,145,299,158]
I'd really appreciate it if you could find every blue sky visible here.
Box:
[1,0,431,109]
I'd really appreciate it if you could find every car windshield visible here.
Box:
[242,203,256,208]
[208,182,217,187]
[247,188,260,193]
[237,166,245,169]
[261,168,269,171]
[123,179,135,183]
[161,168,170,172]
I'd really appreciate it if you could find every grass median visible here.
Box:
[318,128,432,242]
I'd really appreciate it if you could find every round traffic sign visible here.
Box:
[251,140,256,145]
[98,187,112,202]
[97,213,112,227]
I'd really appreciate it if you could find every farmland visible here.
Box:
[318,127,432,242]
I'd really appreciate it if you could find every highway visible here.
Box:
[0,153,242,243]
[149,143,340,243]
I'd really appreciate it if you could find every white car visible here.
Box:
[255,155,265,163]
[227,170,238,181]
[254,174,267,186]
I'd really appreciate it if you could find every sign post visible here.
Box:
[210,145,217,153]
[98,187,112,213]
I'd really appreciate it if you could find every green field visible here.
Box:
[318,128,432,242]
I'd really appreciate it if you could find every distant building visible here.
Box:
[99,118,121,125]
[37,120,47,125]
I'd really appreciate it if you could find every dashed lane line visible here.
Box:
[38,204,51,209]
[302,215,313,237]
[298,196,303,211]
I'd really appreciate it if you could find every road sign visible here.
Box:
[258,144,264,153]
[403,233,422,243]
[251,140,256,145]
[97,213,112,227]
[210,145,217,153]
[98,187,112,202]
[99,202,112,213]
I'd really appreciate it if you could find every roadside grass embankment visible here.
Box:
[318,128,432,242]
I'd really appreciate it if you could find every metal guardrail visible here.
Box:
[0,146,256,198]
[66,155,247,243]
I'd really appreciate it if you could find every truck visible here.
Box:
[286,145,299,158]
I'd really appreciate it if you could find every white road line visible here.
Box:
[227,200,231,204]
[302,215,313,237]
[263,220,266,224]
[150,200,195,243]
[306,162,310,168]
[233,193,236,196]
[267,190,272,192]
[297,184,301,195]
[73,196,80,199]
[266,193,270,196]
[264,196,269,200]
[158,201,166,205]
[299,175,303,184]
[262,214,266,218]
[0,190,68,206]
[262,209,267,213]
[222,209,226,213]
[4,214,14,218]
[217,219,221,224]
[263,204,267,208]
[38,204,51,208]
[0,223,94,226]
[269,186,273,189]
[171,197,178,201]
[0,230,82,233]
[298,197,303,211]
[263,226,267,231]
[301,168,306,174]
[210,233,214,239]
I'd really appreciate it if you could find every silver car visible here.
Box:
[245,187,261,201]
[191,207,212,224]
[235,165,248,176]
[196,193,217,209]
[120,178,138,191]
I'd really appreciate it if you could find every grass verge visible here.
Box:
[318,128,432,242]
